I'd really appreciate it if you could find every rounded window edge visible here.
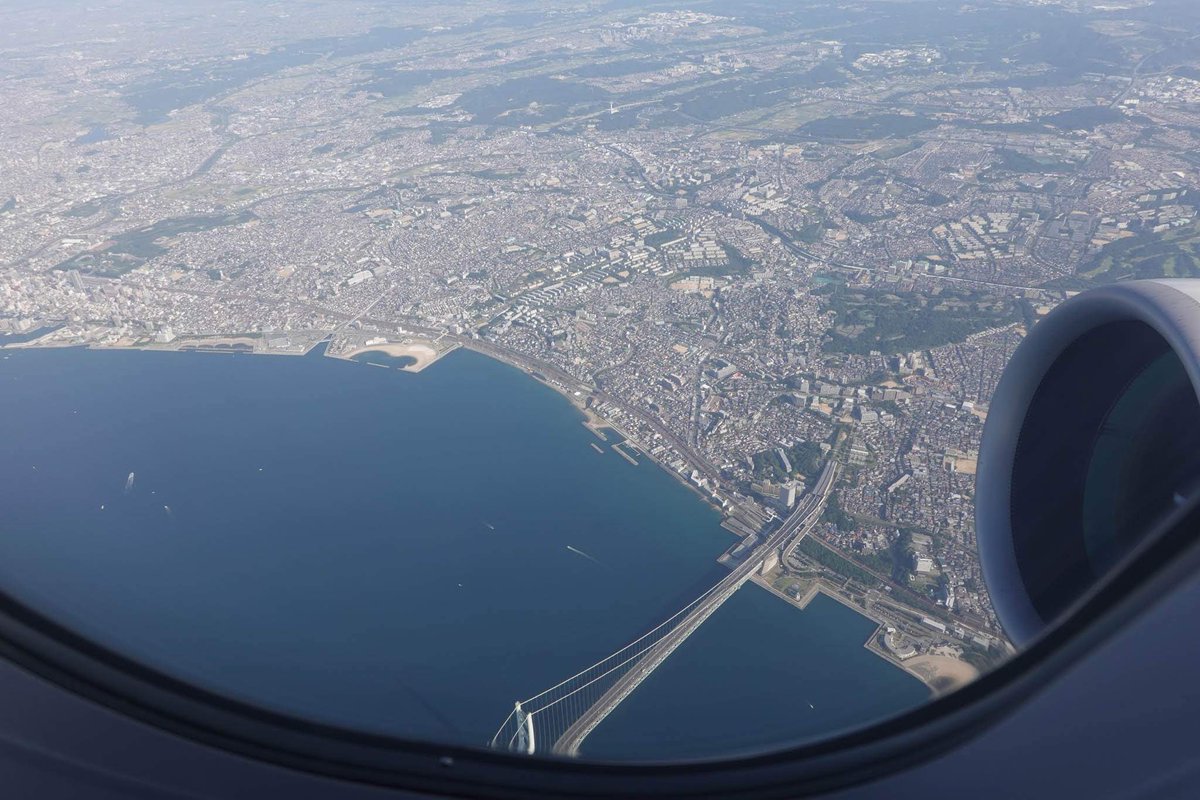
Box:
[0,502,1196,799]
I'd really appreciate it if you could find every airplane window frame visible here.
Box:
[0,491,1195,800]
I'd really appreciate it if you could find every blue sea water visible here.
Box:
[0,346,926,759]
[584,590,930,760]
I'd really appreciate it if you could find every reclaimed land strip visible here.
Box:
[333,340,459,373]
[747,571,967,694]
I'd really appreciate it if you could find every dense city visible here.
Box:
[3,0,1199,684]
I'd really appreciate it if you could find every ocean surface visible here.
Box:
[0,346,927,759]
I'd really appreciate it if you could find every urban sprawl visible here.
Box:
[2,0,1198,677]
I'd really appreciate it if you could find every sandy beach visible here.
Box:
[342,341,444,372]
[902,654,980,695]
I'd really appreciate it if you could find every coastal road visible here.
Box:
[552,460,841,756]
[456,337,727,491]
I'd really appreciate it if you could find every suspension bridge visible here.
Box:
[490,461,839,756]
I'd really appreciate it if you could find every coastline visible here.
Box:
[899,655,979,695]
[5,333,724,516]
[457,339,733,518]
[1,335,791,754]
[749,570,977,695]
[6,334,798,599]
[0,330,316,357]
[575,403,726,514]
[330,340,456,373]
[6,326,733,522]
[1,333,968,713]
[2,331,459,373]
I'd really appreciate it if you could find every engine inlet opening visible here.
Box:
[1010,320,1200,625]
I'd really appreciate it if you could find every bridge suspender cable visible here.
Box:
[489,462,839,754]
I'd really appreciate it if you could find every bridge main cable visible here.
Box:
[551,462,840,755]
[487,578,728,748]
[491,461,840,756]
[519,574,732,707]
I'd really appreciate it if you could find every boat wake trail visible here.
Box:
[566,545,605,567]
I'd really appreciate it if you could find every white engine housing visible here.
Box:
[977,280,1200,645]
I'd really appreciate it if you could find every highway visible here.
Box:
[552,460,841,756]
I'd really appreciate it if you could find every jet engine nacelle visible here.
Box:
[977,279,1200,645]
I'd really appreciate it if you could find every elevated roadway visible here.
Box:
[552,461,841,755]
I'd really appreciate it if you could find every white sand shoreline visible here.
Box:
[902,654,980,695]
[340,342,445,372]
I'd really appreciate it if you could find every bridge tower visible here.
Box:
[512,701,536,755]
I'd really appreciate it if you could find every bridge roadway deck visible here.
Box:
[552,462,840,756]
